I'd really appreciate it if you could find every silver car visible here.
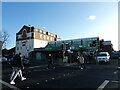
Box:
[97,52,110,63]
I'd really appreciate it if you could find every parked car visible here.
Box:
[111,52,120,59]
[97,52,110,63]
[8,58,14,64]
[0,57,7,63]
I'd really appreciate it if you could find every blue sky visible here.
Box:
[2,2,118,50]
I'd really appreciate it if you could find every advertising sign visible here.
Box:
[45,37,99,51]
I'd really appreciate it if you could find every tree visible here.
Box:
[0,30,9,49]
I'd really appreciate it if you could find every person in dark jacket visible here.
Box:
[10,53,26,85]
[47,54,55,69]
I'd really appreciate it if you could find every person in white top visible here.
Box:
[77,53,85,69]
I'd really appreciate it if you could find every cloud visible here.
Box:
[43,27,46,29]
[88,16,96,20]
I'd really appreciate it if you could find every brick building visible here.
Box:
[16,25,61,58]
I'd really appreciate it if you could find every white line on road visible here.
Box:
[29,65,48,69]
[97,80,109,90]
[111,81,119,83]
[118,67,120,69]
[29,66,43,69]
[113,71,117,74]
[0,79,21,90]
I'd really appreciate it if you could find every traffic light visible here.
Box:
[99,39,104,51]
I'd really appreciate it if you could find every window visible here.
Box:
[17,42,19,45]
[48,32,50,36]
[17,35,22,39]
[40,34,43,38]
[32,33,34,37]
[39,30,42,33]
[22,30,27,38]
[54,34,56,37]
[51,33,53,36]
[43,35,46,39]
[34,29,38,32]
[47,36,49,40]
[26,33,31,37]
[43,31,46,34]
[22,41,26,46]
[50,37,53,40]
[46,32,48,35]
[17,47,19,50]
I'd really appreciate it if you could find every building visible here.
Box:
[16,25,61,58]
[30,37,99,65]
[100,41,113,54]
[0,40,2,55]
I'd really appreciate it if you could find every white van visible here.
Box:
[97,52,110,63]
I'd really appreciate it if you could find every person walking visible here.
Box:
[47,54,55,69]
[10,53,26,85]
[78,53,85,70]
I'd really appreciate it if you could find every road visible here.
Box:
[1,58,120,89]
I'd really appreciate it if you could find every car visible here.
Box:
[0,57,7,63]
[97,52,110,63]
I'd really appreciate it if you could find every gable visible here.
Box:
[17,25,34,35]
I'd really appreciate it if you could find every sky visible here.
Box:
[2,2,118,50]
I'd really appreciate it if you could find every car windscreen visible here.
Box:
[98,54,107,56]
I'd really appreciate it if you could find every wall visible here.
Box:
[34,39,48,48]
[16,39,34,58]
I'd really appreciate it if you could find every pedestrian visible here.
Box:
[78,53,85,69]
[88,54,91,64]
[47,54,55,69]
[10,53,26,85]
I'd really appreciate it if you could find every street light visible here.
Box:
[28,24,32,58]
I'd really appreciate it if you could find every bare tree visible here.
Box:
[0,30,9,49]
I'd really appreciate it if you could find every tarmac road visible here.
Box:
[1,58,119,89]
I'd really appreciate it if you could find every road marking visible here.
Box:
[111,81,119,83]
[52,78,55,80]
[0,79,21,90]
[45,80,48,82]
[37,83,39,85]
[113,70,118,74]
[117,67,120,69]
[27,86,29,88]
[97,80,109,90]
[29,66,42,69]
[113,71,117,74]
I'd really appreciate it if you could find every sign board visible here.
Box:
[45,37,99,51]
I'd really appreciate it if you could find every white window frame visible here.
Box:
[17,35,22,39]
[40,34,43,38]
[34,29,38,32]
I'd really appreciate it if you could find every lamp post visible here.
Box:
[62,42,65,64]
[28,24,31,59]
